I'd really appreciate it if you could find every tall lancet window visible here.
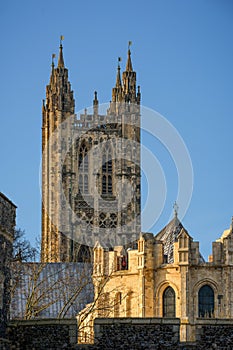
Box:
[102,145,113,195]
[198,285,214,318]
[163,286,176,317]
[78,143,89,194]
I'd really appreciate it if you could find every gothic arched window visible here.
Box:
[78,143,89,194]
[102,154,106,172]
[198,285,214,318]
[108,175,112,193]
[78,174,83,192]
[102,175,107,194]
[102,145,113,195]
[163,286,176,317]
[84,175,88,194]
[79,144,88,171]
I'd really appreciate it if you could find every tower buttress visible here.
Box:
[112,59,123,104]
[122,47,141,104]
[58,43,65,68]
[107,44,141,245]
[41,41,75,262]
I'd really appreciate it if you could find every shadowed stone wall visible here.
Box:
[76,318,233,350]
[77,318,180,350]
[196,319,233,349]
[7,319,77,350]
[0,193,16,338]
[2,317,233,349]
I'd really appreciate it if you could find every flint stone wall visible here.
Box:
[7,319,77,350]
[4,318,233,349]
[196,319,233,350]
[77,318,180,350]
[76,318,233,350]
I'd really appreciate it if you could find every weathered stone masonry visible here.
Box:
[41,44,141,263]
[0,193,16,339]
[7,319,77,350]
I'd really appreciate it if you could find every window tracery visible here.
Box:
[78,143,89,194]
[101,145,113,195]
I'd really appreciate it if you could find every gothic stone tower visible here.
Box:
[41,42,141,262]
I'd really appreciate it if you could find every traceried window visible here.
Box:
[78,143,89,194]
[84,175,88,193]
[98,212,117,229]
[163,286,176,317]
[198,285,214,318]
[102,145,113,195]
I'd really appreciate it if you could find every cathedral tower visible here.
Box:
[41,41,141,262]
[41,41,75,262]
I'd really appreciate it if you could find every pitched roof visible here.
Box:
[155,216,184,263]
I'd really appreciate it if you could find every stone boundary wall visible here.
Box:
[0,338,11,350]
[2,317,233,349]
[77,318,180,350]
[7,319,77,350]
[195,319,233,349]
[76,318,233,350]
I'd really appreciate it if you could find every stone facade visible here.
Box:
[41,43,141,263]
[78,215,233,343]
[0,193,16,338]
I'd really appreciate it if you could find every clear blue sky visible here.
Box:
[0,0,232,259]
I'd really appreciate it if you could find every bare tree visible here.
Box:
[13,228,38,262]
[11,261,92,320]
[10,254,94,320]
[10,232,126,341]
[77,263,130,344]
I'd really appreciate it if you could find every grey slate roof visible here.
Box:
[155,216,205,264]
[155,216,183,263]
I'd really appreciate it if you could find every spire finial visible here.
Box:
[126,41,133,71]
[173,201,179,218]
[52,53,55,66]
[116,57,122,87]
[58,35,65,67]
[93,91,98,104]
[93,91,98,115]
[60,35,64,46]
[50,54,56,84]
